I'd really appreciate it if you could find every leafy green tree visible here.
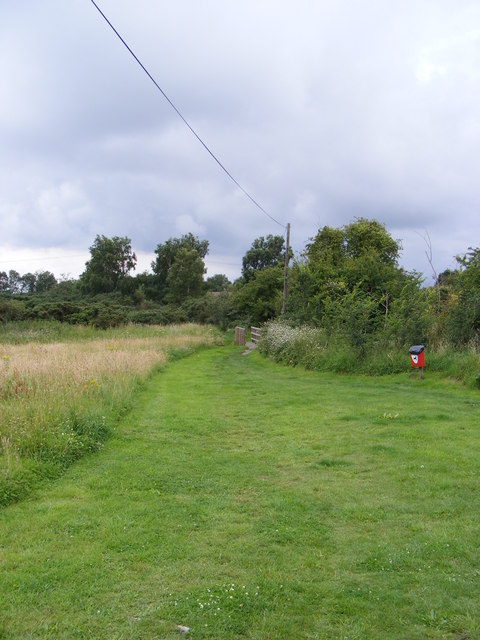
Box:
[284,261,313,323]
[7,270,21,294]
[165,248,206,303]
[306,226,345,268]
[0,270,56,295]
[209,291,234,330]
[152,233,208,282]
[323,286,380,350]
[445,247,480,344]
[232,266,283,324]
[343,218,400,265]
[290,218,415,344]
[0,271,9,292]
[383,274,431,347]
[152,233,208,301]
[80,235,137,295]
[206,273,231,292]
[19,272,36,294]
[46,277,81,301]
[231,234,288,323]
[35,271,57,293]
[242,234,286,282]
[0,297,27,321]
[133,271,162,302]
[305,218,402,297]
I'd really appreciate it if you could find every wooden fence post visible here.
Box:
[235,326,246,346]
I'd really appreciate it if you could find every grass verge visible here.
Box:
[1,344,479,638]
[0,323,219,506]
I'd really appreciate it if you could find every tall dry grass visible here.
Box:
[0,324,219,506]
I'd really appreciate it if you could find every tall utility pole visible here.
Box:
[281,222,291,315]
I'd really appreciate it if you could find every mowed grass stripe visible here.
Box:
[1,345,480,639]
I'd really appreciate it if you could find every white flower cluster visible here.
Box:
[260,321,325,361]
[170,583,261,630]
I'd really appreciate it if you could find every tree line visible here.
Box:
[1,219,480,349]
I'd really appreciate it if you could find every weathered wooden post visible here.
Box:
[235,326,246,346]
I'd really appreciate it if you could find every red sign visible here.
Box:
[410,351,425,367]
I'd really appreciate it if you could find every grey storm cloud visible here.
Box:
[1,0,480,280]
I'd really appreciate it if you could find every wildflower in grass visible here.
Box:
[259,320,326,367]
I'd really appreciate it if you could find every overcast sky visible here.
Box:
[1,1,479,282]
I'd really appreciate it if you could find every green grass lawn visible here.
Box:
[1,344,480,639]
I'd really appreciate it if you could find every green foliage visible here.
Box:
[88,303,126,329]
[80,235,137,295]
[165,248,206,303]
[286,219,426,352]
[443,247,480,345]
[259,320,373,373]
[126,307,182,325]
[205,273,231,292]
[0,269,58,295]
[0,232,229,329]
[4,270,21,293]
[4,222,480,349]
[27,300,85,323]
[44,277,80,300]
[241,234,286,282]
[232,266,283,324]
[343,217,401,264]
[208,291,234,330]
[306,225,345,266]
[152,233,208,301]
[231,234,290,324]
[0,297,27,322]
[324,287,381,350]
[383,276,432,348]
[134,271,163,302]
[34,270,57,293]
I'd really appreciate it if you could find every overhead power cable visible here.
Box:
[0,254,88,265]
[90,0,286,229]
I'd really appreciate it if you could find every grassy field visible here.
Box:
[1,343,480,638]
[0,323,218,506]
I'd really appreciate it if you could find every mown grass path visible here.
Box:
[1,345,480,639]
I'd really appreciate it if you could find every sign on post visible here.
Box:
[409,345,425,379]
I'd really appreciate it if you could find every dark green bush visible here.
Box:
[127,306,186,325]
[0,297,27,322]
